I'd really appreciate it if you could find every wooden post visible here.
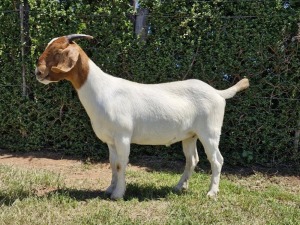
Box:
[295,119,300,155]
[134,0,148,41]
[292,24,300,156]
[19,2,27,97]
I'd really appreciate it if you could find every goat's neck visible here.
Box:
[76,59,113,112]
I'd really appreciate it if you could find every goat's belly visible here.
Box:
[131,131,195,146]
[131,119,196,146]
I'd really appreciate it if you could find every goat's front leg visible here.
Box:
[110,136,131,200]
[105,144,118,195]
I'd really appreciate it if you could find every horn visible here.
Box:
[66,34,94,43]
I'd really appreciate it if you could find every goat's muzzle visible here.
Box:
[35,65,51,85]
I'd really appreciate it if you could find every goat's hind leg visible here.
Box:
[200,135,224,198]
[174,136,199,192]
[199,99,225,198]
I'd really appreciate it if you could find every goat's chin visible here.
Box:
[36,77,55,85]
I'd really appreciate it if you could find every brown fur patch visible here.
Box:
[36,36,90,90]
[116,163,121,172]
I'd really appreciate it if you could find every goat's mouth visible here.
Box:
[35,67,49,81]
[36,72,52,85]
[40,74,49,81]
[37,76,53,85]
[36,70,58,85]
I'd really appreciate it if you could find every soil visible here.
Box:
[0,149,299,195]
[0,149,158,194]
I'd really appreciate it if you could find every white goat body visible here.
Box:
[36,34,249,199]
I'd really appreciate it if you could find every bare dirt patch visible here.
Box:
[0,149,299,195]
[0,150,110,194]
[0,150,149,192]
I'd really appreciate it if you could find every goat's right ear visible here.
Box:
[51,45,79,73]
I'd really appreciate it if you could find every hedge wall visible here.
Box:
[0,0,299,167]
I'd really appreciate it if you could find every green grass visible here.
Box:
[0,164,299,225]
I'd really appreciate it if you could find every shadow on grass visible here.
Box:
[47,183,174,202]
[0,189,104,207]
[125,183,174,201]
[0,184,175,206]
[0,193,30,206]
[49,188,108,201]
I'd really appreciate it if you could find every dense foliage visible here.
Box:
[0,0,299,167]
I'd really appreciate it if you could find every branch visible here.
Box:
[182,46,199,80]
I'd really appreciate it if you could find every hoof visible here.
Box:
[105,186,115,196]
[110,188,125,200]
[207,190,218,200]
[110,193,124,201]
[173,186,182,193]
[174,182,188,192]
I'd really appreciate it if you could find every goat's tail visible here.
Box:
[217,78,249,99]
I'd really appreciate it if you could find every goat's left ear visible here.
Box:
[51,45,79,73]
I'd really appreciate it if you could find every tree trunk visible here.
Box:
[133,0,148,41]
[295,119,300,155]
[19,0,31,97]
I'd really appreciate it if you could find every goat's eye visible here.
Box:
[55,53,61,59]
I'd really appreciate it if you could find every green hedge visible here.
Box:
[0,0,299,167]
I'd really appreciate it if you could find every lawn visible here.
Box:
[0,152,299,225]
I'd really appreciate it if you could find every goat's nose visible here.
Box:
[35,67,41,76]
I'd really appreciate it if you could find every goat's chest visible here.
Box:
[90,120,114,145]
[77,92,112,144]
[78,92,132,145]
[84,106,124,145]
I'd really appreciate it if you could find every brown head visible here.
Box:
[35,34,93,89]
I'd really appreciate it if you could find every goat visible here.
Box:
[35,34,249,200]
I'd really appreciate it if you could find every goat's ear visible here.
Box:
[51,46,79,73]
